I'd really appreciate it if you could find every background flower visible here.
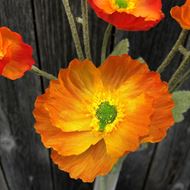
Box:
[33,55,174,182]
[88,0,164,31]
[170,0,190,30]
[0,27,34,80]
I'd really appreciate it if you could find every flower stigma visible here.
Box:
[112,0,137,11]
[115,0,128,8]
[96,101,117,132]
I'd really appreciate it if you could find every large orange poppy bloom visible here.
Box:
[170,0,190,30]
[33,55,174,182]
[0,27,34,80]
[88,0,164,31]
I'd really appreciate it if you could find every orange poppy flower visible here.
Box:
[33,55,174,182]
[0,27,34,80]
[88,0,164,31]
[170,0,190,30]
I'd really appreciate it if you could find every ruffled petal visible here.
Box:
[170,0,190,30]
[133,0,164,21]
[100,55,149,90]
[51,140,117,182]
[104,93,154,157]
[33,91,102,156]
[0,27,34,80]
[45,59,104,132]
[139,73,175,142]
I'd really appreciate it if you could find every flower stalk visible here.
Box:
[169,50,190,92]
[173,68,190,91]
[31,66,57,80]
[81,0,92,59]
[62,0,84,60]
[157,29,188,73]
[101,24,113,63]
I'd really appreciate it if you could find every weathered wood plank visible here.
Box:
[0,107,10,190]
[144,110,190,190]
[0,1,53,190]
[170,143,190,190]
[0,163,9,190]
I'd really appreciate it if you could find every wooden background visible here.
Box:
[0,0,190,190]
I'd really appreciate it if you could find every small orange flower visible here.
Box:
[170,0,190,30]
[33,55,174,182]
[0,27,34,80]
[88,0,164,31]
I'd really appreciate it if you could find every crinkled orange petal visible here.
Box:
[0,27,34,80]
[170,0,190,30]
[51,140,118,182]
[133,0,163,21]
[99,55,149,90]
[139,72,175,142]
[93,0,114,14]
[104,93,154,157]
[45,59,103,132]
[33,54,175,182]
[33,89,102,156]
[61,59,103,95]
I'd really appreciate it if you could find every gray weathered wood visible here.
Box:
[0,163,9,190]
[0,1,53,190]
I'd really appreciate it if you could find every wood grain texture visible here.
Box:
[0,162,9,190]
[144,111,190,190]
[0,1,53,190]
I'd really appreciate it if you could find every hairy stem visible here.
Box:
[157,29,188,73]
[31,66,57,80]
[81,0,91,59]
[171,68,190,92]
[62,0,84,60]
[169,50,190,92]
[101,24,113,63]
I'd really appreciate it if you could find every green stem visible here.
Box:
[169,51,190,92]
[101,24,113,63]
[93,156,125,190]
[31,66,57,80]
[178,45,189,55]
[62,0,84,60]
[81,0,92,59]
[157,29,188,73]
[171,68,190,92]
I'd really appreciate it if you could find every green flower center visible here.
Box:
[96,101,117,132]
[115,0,128,8]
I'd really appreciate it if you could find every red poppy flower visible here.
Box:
[88,0,164,31]
[0,27,34,80]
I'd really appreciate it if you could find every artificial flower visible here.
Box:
[33,55,174,182]
[170,0,190,30]
[88,0,164,31]
[0,27,34,80]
